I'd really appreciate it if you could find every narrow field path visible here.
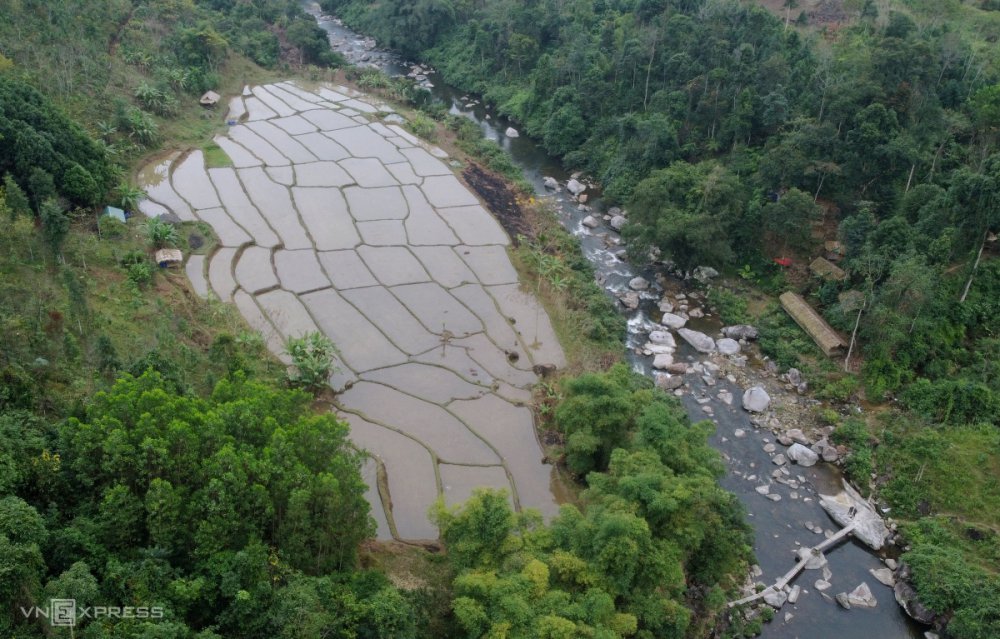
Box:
[137,82,565,541]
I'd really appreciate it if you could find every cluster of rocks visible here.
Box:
[458,95,482,110]
[545,172,596,208]
[406,64,436,89]
[737,570,880,617]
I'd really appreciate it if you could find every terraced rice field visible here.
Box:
[137,82,565,540]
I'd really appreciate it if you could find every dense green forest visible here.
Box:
[325,0,1000,418]
[323,0,1000,636]
[431,365,752,638]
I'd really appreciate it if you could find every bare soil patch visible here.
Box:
[462,163,533,245]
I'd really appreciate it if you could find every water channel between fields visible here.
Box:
[305,5,927,637]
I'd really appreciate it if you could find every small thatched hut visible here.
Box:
[780,292,848,356]
[809,256,847,281]
[199,91,221,107]
[155,248,183,268]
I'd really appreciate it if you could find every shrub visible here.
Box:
[900,377,1000,426]
[285,332,339,392]
[126,261,153,288]
[843,446,874,489]
[408,113,436,140]
[97,215,126,238]
[142,217,178,248]
[813,374,860,402]
[706,287,749,325]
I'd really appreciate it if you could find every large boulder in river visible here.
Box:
[677,328,716,353]
[610,215,627,231]
[893,570,937,624]
[742,386,771,412]
[648,330,676,348]
[716,338,741,355]
[722,324,759,340]
[566,178,587,196]
[848,582,878,608]
[657,375,684,390]
[660,313,686,329]
[652,353,674,369]
[762,588,787,609]
[582,215,600,229]
[819,481,890,550]
[870,567,895,587]
[787,443,819,467]
[619,291,640,311]
[505,126,520,138]
[542,176,558,190]
[629,276,649,291]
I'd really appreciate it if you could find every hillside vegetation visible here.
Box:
[0,2,433,638]
[325,0,1000,636]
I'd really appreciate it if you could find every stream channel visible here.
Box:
[305,5,926,637]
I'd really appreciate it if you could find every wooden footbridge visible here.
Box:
[728,521,858,608]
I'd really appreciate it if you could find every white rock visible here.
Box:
[785,428,810,445]
[819,482,891,550]
[762,588,787,608]
[643,343,674,355]
[797,547,828,570]
[772,454,787,466]
[542,176,558,190]
[692,265,719,282]
[660,313,687,329]
[566,178,586,196]
[652,353,674,370]
[787,443,820,467]
[582,215,599,229]
[505,126,519,138]
[610,215,627,231]
[619,291,639,310]
[629,276,649,291]
[677,328,716,353]
[847,582,878,608]
[788,585,801,604]
[742,386,771,412]
[717,338,741,355]
[815,579,831,591]
[648,330,676,347]
[870,567,895,587]
[755,484,770,495]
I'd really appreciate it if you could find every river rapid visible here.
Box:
[304,5,926,638]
